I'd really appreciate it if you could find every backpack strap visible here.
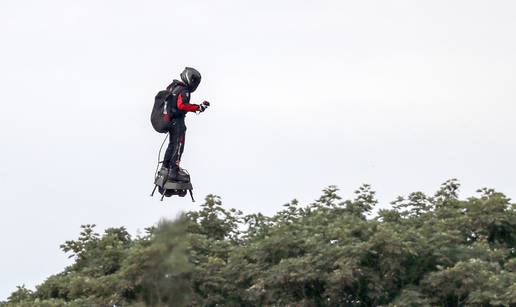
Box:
[163,80,188,117]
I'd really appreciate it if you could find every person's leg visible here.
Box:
[177,123,187,168]
[167,119,189,182]
[162,125,179,169]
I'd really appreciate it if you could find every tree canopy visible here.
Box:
[3,180,515,306]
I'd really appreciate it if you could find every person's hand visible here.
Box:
[198,101,210,112]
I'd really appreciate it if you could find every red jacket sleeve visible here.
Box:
[177,94,199,112]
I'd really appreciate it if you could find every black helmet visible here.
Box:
[180,67,201,92]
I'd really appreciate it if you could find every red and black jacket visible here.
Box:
[165,81,199,119]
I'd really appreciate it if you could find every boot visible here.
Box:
[178,168,190,178]
[159,166,169,177]
[168,167,190,182]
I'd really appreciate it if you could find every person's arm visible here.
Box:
[177,93,200,112]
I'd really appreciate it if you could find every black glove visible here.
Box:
[198,101,210,112]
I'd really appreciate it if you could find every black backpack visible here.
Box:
[151,81,187,133]
[150,90,173,133]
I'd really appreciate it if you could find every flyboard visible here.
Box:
[150,134,195,202]
[150,167,195,202]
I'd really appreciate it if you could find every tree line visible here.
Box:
[2,179,515,306]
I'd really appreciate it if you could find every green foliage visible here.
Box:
[3,181,515,306]
[6,286,32,304]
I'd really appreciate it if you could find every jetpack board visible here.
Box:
[150,168,195,202]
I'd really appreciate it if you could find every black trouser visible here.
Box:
[163,117,187,171]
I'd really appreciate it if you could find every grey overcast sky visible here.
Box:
[1,0,515,298]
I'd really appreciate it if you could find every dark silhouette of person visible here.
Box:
[159,67,210,182]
